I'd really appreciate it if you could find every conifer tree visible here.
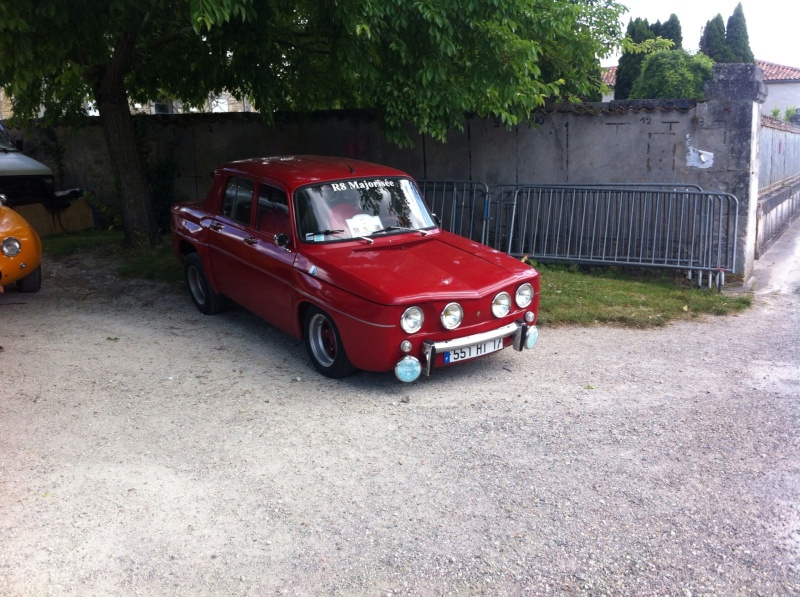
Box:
[614,18,654,100]
[699,14,733,62]
[725,2,754,63]
[660,14,682,49]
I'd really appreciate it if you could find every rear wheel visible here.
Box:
[16,266,42,293]
[304,306,356,378]
[184,253,223,315]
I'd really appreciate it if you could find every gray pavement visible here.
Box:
[748,215,800,295]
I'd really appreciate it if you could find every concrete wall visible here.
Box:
[13,64,769,278]
[761,81,800,116]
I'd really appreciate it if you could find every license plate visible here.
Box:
[443,337,505,364]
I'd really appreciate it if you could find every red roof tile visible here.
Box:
[601,66,617,86]
[756,60,800,82]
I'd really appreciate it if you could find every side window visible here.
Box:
[221,177,254,225]
[256,184,290,235]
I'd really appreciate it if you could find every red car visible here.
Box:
[171,156,540,382]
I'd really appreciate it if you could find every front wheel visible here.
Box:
[304,306,356,378]
[184,253,224,315]
[16,266,42,293]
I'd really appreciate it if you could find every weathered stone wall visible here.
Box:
[11,64,770,278]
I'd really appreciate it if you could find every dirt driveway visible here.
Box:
[1,237,799,596]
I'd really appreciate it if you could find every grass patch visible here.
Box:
[41,229,126,260]
[41,230,752,328]
[533,261,751,327]
[42,229,184,286]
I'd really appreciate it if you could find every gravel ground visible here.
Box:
[0,242,798,596]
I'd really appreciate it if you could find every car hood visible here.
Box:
[298,231,532,306]
[1,205,36,238]
[0,151,52,177]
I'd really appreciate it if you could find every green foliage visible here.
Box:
[699,4,753,64]
[614,18,654,100]
[0,0,629,242]
[0,0,629,140]
[614,15,677,100]
[629,50,713,100]
[657,14,682,49]
[769,106,798,122]
[700,14,734,62]
[725,2,754,63]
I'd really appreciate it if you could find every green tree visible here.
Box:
[725,2,754,63]
[700,4,754,64]
[629,50,714,100]
[0,0,627,246]
[699,14,733,62]
[615,18,655,100]
[658,14,683,49]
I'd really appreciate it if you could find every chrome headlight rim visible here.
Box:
[400,306,424,334]
[515,283,534,308]
[491,291,512,318]
[440,302,463,330]
[2,237,21,257]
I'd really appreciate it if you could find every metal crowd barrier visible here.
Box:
[419,181,739,288]
[418,180,488,241]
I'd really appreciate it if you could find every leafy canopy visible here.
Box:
[0,0,628,246]
[614,16,677,100]
[629,50,714,100]
[0,0,628,143]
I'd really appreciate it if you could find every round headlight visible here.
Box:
[440,302,463,330]
[516,283,533,308]
[400,306,424,334]
[491,292,511,318]
[2,237,21,257]
[395,356,422,382]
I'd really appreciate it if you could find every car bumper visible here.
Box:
[391,321,539,381]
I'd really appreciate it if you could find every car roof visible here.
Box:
[217,155,411,191]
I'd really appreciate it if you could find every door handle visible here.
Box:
[243,237,258,246]
[209,222,223,231]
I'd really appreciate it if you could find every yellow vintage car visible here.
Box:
[0,193,42,292]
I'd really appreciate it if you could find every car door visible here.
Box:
[234,182,297,333]
[207,176,255,307]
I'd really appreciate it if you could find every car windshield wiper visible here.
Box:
[308,229,345,236]
[370,226,428,236]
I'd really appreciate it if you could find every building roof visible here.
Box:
[757,60,800,82]
[601,66,617,87]
[601,60,800,88]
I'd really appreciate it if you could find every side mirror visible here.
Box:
[274,233,291,250]
[0,193,7,206]
[14,140,23,152]
[432,213,442,227]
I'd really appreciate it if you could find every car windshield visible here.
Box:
[0,122,17,151]
[295,177,435,242]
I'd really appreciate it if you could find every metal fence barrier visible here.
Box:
[419,181,739,288]
[418,180,488,241]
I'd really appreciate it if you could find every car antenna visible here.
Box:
[340,159,355,174]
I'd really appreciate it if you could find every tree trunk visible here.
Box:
[92,31,158,247]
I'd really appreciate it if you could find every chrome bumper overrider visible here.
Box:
[421,321,526,377]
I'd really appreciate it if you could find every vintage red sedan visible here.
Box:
[170,156,539,382]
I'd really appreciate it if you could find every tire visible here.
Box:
[304,306,357,378]
[16,266,42,293]
[184,253,224,315]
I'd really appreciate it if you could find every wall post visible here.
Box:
[703,63,767,279]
